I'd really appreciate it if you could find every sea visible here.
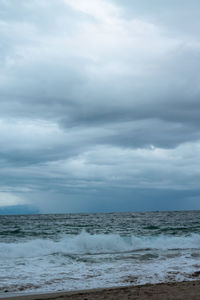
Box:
[0,211,200,297]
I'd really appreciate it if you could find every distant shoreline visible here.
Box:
[3,280,200,300]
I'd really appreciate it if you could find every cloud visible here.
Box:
[0,192,27,207]
[64,0,120,23]
[0,0,200,211]
[33,141,200,191]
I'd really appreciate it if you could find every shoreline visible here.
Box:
[2,280,200,300]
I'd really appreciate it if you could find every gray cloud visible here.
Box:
[0,0,200,212]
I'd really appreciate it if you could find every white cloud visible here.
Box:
[63,0,119,23]
[0,192,27,207]
[0,0,182,92]
[0,118,66,151]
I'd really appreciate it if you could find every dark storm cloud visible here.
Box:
[0,0,200,211]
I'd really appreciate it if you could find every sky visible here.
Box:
[0,0,200,214]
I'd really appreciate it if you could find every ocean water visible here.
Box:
[0,211,200,296]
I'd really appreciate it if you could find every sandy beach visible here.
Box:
[3,280,200,300]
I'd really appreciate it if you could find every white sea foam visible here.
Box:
[1,211,200,296]
[1,230,200,295]
[0,231,200,259]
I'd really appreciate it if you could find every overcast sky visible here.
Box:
[0,0,200,213]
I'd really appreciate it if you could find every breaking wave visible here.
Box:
[1,230,200,258]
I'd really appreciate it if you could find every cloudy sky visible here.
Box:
[0,0,200,213]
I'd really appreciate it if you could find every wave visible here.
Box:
[0,231,200,258]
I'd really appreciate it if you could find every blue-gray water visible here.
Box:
[0,211,200,296]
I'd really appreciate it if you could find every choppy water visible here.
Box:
[0,211,200,296]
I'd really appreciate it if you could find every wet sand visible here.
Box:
[3,280,200,300]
